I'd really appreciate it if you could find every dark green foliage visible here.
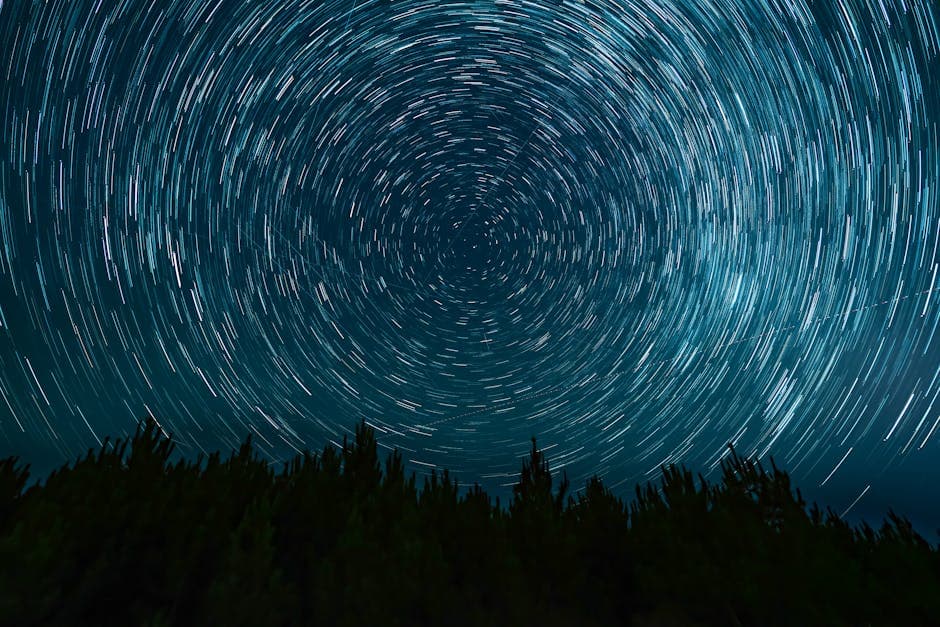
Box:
[0,456,28,532]
[0,422,938,626]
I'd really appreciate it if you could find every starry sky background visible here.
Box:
[1,0,939,531]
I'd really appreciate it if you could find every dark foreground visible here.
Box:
[1,420,937,626]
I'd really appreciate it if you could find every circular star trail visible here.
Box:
[1,0,939,512]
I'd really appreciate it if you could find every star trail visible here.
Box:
[1,0,939,519]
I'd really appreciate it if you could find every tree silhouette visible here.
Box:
[0,419,937,626]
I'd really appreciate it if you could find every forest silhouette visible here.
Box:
[1,419,938,626]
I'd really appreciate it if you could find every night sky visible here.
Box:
[1,0,939,530]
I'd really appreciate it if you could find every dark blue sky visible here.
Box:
[1,0,939,535]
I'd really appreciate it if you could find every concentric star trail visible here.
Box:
[1,0,938,519]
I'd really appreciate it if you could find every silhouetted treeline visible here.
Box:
[1,419,938,626]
